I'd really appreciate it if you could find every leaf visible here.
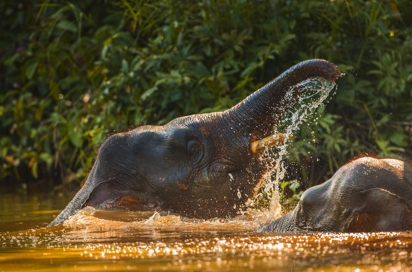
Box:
[390,129,407,147]
[289,181,301,192]
[203,44,211,56]
[241,62,260,77]
[280,181,289,190]
[101,45,109,58]
[337,64,354,74]
[68,126,83,147]
[28,157,36,168]
[279,33,296,43]
[5,156,14,165]
[141,86,157,101]
[47,79,61,100]
[26,61,39,79]
[39,153,53,168]
[31,161,38,179]
[57,20,78,32]
[35,107,43,121]
[121,59,129,73]
[376,114,389,126]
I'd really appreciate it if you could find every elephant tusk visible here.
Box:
[251,133,293,153]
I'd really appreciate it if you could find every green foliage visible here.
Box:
[280,180,303,212]
[1,0,411,190]
[284,1,412,186]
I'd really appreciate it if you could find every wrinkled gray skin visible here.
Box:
[257,157,412,233]
[49,59,340,226]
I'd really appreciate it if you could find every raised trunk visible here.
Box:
[227,59,340,140]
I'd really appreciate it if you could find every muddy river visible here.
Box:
[1,193,411,271]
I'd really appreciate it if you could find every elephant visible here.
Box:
[48,59,341,226]
[256,157,412,233]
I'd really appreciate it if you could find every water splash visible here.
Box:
[1,191,411,272]
[61,207,267,233]
[253,77,337,218]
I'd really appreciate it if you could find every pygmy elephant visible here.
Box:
[49,59,341,226]
[257,157,412,233]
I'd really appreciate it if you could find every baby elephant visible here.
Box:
[48,59,341,226]
[257,157,412,233]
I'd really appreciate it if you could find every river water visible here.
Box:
[1,193,412,271]
[1,78,411,270]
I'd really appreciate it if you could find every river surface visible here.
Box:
[1,193,412,271]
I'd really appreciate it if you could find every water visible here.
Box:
[1,193,412,271]
[254,77,337,215]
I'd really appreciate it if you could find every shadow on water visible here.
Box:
[1,193,412,271]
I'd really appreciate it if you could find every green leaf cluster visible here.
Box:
[0,0,411,190]
[280,180,303,212]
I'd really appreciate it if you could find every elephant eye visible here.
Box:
[187,139,203,163]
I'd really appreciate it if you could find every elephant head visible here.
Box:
[49,59,341,226]
[256,157,412,233]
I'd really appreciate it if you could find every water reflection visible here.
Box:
[0,193,73,232]
[1,193,412,271]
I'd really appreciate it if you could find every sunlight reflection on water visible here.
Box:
[1,195,412,272]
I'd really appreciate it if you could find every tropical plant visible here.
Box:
[1,0,411,193]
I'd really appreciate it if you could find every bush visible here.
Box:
[1,0,411,190]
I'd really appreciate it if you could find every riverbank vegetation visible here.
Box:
[1,0,411,192]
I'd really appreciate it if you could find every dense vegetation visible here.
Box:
[1,0,411,193]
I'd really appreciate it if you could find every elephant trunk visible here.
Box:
[227,60,341,140]
[255,211,297,233]
[48,166,99,226]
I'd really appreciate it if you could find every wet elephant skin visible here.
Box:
[49,59,340,226]
[257,157,412,233]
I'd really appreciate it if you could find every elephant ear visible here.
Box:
[346,188,412,232]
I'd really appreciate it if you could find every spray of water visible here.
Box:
[252,77,338,220]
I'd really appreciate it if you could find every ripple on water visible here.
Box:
[3,197,411,270]
[2,208,412,271]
